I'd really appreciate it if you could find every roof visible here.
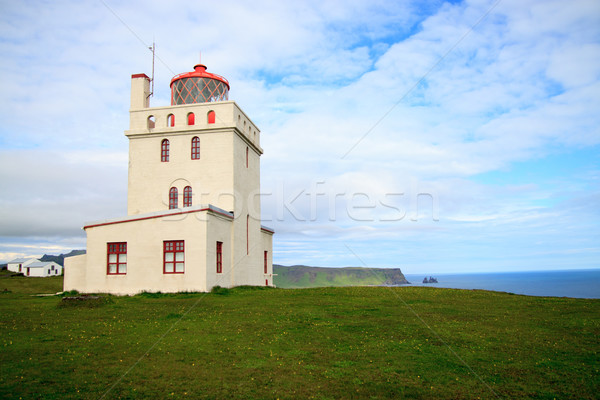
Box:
[170,64,230,90]
[261,225,275,234]
[27,262,60,268]
[7,258,38,264]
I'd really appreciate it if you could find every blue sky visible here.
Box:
[0,0,598,273]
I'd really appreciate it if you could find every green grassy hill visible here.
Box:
[1,273,598,399]
[274,264,409,288]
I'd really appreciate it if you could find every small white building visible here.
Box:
[7,258,38,274]
[23,262,63,277]
[6,258,62,277]
[64,63,274,295]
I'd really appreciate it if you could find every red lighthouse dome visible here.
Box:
[170,64,230,105]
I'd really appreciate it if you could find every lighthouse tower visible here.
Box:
[64,64,274,295]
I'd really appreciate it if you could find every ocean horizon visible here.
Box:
[403,269,600,299]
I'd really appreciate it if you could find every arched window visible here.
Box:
[207,110,216,124]
[161,139,169,162]
[169,187,178,209]
[191,136,200,160]
[147,115,155,129]
[183,186,192,207]
[167,114,175,127]
[187,112,195,125]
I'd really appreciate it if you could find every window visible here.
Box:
[246,214,249,255]
[187,112,195,125]
[216,241,223,273]
[164,241,184,274]
[161,139,169,162]
[264,251,268,274]
[147,115,155,129]
[246,147,249,168]
[191,136,200,160]
[169,187,178,209]
[107,243,127,275]
[167,114,175,127]
[207,110,215,124]
[265,279,269,286]
[183,186,192,207]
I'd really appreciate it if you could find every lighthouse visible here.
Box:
[64,63,274,295]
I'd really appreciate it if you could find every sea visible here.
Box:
[403,269,600,299]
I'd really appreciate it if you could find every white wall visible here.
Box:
[65,208,234,295]
[25,262,62,277]
[7,259,37,273]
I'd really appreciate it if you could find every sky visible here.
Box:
[0,0,598,274]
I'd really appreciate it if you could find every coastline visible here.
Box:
[403,269,600,299]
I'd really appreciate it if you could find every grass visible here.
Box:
[0,269,63,294]
[0,273,598,399]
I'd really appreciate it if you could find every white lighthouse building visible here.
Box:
[64,64,274,295]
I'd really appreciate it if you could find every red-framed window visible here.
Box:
[161,139,169,162]
[191,136,200,160]
[187,112,195,125]
[265,279,269,286]
[167,114,175,127]
[264,251,268,274]
[216,241,223,273]
[246,214,249,255]
[183,186,192,207]
[169,187,178,209]
[208,110,215,124]
[164,240,184,274]
[107,242,127,275]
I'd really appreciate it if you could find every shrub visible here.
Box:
[210,285,231,295]
[58,295,113,308]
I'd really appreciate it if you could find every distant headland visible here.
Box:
[273,265,409,288]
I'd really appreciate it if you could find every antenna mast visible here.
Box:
[148,41,155,99]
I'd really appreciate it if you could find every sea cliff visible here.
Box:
[273,265,409,288]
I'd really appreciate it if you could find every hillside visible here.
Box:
[40,249,86,266]
[273,264,409,288]
[1,277,598,399]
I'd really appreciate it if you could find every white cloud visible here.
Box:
[0,0,598,271]
[0,149,127,238]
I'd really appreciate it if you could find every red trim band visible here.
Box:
[84,207,233,230]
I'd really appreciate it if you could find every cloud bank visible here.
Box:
[0,0,598,272]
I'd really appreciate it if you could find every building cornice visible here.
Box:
[83,205,234,230]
